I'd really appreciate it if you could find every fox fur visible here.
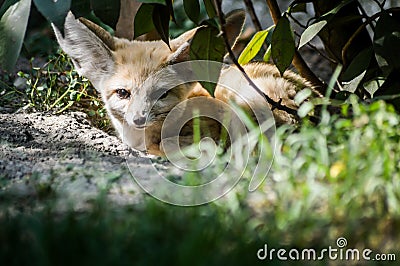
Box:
[53,10,313,156]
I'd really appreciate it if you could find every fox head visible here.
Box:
[53,10,245,151]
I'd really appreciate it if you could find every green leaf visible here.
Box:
[319,0,356,20]
[363,77,385,98]
[184,0,200,24]
[90,0,120,28]
[190,26,225,95]
[0,0,19,18]
[271,15,295,75]
[343,71,366,93]
[0,0,31,71]
[153,4,170,48]
[203,0,216,18]
[189,26,225,64]
[134,4,155,39]
[138,0,166,5]
[165,0,176,23]
[238,27,272,65]
[373,13,400,75]
[299,20,327,49]
[33,0,71,30]
[263,45,271,62]
[341,47,373,82]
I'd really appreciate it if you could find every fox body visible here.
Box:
[53,10,312,155]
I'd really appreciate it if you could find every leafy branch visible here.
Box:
[342,7,400,66]
[215,0,307,122]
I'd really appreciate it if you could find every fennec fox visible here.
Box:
[53,10,313,156]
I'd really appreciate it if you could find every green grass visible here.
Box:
[1,95,399,265]
[0,51,111,131]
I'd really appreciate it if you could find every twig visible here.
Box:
[357,2,375,31]
[287,12,307,29]
[265,0,325,94]
[265,0,281,23]
[342,7,400,66]
[242,0,262,30]
[242,0,269,50]
[372,0,386,11]
[215,0,309,122]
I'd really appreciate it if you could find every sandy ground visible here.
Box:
[0,111,156,208]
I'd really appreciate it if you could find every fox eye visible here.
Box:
[116,88,130,99]
[159,91,168,99]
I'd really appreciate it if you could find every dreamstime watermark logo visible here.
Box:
[124,60,276,206]
[257,237,397,262]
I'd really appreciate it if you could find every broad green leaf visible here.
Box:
[190,26,225,62]
[374,13,400,75]
[134,4,155,39]
[0,0,31,71]
[343,70,366,93]
[153,4,170,48]
[90,0,120,28]
[238,26,273,65]
[184,0,200,24]
[271,15,295,75]
[190,26,225,95]
[203,0,216,18]
[298,20,327,49]
[341,47,373,81]
[138,0,166,5]
[33,0,71,30]
[238,30,268,65]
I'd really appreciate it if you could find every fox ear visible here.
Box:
[168,27,200,63]
[52,12,115,90]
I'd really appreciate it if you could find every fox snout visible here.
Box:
[133,115,147,127]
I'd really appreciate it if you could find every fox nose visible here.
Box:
[133,116,146,127]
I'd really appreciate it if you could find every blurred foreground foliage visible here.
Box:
[1,99,399,265]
